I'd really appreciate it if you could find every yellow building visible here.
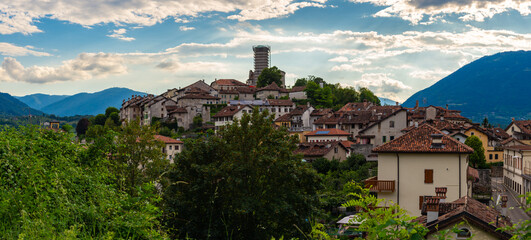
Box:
[274,113,291,128]
[464,126,503,163]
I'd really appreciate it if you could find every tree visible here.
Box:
[61,123,73,133]
[93,113,107,126]
[76,118,90,136]
[114,120,169,195]
[465,135,486,168]
[359,87,381,105]
[105,107,120,119]
[163,109,321,239]
[257,66,282,87]
[482,117,492,128]
[294,78,308,87]
[109,111,121,125]
[193,114,203,128]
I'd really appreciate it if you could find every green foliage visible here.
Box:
[342,182,428,239]
[163,109,321,239]
[105,107,120,118]
[93,113,107,126]
[61,123,73,133]
[109,111,120,125]
[192,114,203,128]
[76,118,90,136]
[294,78,308,87]
[465,135,486,168]
[257,66,283,87]
[359,87,381,105]
[0,126,166,239]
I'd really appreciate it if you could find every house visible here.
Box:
[368,124,473,216]
[413,192,512,240]
[212,105,254,131]
[255,82,289,100]
[274,104,315,131]
[309,108,333,130]
[262,99,295,119]
[154,135,183,163]
[406,103,470,127]
[235,86,256,100]
[464,125,503,163]
[505,119,531,145]
[356,108,408,146]
[503,145,531,205]
[210,79,247,90]
[450,132,469,143]
[305,128,351,143]
[338,101,374,112]
[140,95,178,125]
[164,80,217,100]
[218,89,239,104]
[120,94,154,123]
[289,86,307,99]
[294,141,349,161]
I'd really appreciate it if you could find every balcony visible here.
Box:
[364,176,395,192]
[525,167,531,176]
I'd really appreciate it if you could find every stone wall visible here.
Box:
[490,166,503,177]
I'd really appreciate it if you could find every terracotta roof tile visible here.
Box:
[274,113,292,122]
[306,128,351,136]
[266,99,293,106]
[290,86,306,92]
[373,124,474,153]
[213,105,251,118]
[180,93,220,100]
[294,141,343,157]
[511,120,531,135]
[257,82,289,92]
[154,135,183,144]
[213,79,247,86]
[338,102,373,112]
[488,127,510,139]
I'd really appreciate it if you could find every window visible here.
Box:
[456,228,471,239]
[419,196,424,210]
[489,154,493,159]
[390,136,395,141]
[169,145,172,150]
[334,147,338,153]
[495,154,498,159]
[176,145,179,150]
[471,132,474,135]
[424,169,433,183]
[382,136,387,143]
[389,121,395,128]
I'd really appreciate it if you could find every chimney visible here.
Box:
[501,195,508,216]
[431,134,444,148]
[426,197,440,223]
[435,187,447,203]
[415,100,419,108]
[396,101,399,106]
[446,104,448,110]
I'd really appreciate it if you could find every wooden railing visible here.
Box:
[364,176,395,192]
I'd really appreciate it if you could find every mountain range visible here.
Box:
[0,92,43,116]
[10,88,146,117]
[403,50,531,125]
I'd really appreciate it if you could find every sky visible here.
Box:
[0,0,530,102]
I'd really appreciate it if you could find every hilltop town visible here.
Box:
[114,46,530,239]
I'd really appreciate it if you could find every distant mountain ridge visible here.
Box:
[14,88,147,117]
[403,50,531,125]
[0,92,43,116]
[16,94,69,110]
[379,97,399,106]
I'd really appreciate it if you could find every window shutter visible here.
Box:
[419,196,424,210]
[425,169,433,183]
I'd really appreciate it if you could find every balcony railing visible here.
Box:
[525,167,531,176]
[364,176,395,192]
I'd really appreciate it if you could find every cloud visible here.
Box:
[0,53,127,83]
[228,1,327,21]
[179,26,195,31]
[329,56,349,62]
[0,42,50,56]
[409,69,452,81]
[350,0,531,24]
[107,28,135,41]
[0,0,331,34]
[351,73,412,100]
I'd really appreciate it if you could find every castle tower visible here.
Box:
[247,45,270,86]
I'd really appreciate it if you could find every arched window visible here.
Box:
[456,227,472,239]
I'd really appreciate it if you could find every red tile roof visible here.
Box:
[213,105,251,118]
[306,128,351,136]
[338,102,374,112]
[503,145,531,151]
[213,79,247,86]
[274,113,292,122]
[167,106,187,114]
[290,86,306,92]
[340,140,355,149]
[294,141,344,157]
[414,196,512,239]
[488,127,510,139]
[154,135,183,144]
[510,120,531,135]
[258,82,289,92]
[373,124,474,153]
[180,93,220,100]
[266,99,293,106]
